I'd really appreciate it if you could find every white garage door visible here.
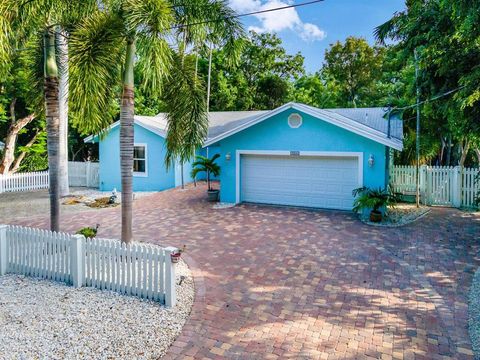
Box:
[240,154,360,210]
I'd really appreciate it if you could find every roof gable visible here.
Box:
[203,102,403,150]
[84,115,167,143]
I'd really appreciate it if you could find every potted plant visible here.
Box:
[352,187,398,222]
[170,245,186,264]
[191,154,221,202]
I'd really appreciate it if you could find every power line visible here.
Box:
[13,0,325,51]
[395,85,466,111]
[171,0,325,29]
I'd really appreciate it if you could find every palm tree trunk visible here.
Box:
[57,28,70,197]
[120,40,135,243]
[44,28,60,232]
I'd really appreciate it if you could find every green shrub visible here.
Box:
[76,225,99,238]
[352,186,399,214]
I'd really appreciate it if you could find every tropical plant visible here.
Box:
[69,0,242,243]
[191,154,220,191]
[76,224,100,238]
[352,186,398,215]
[375,0,480,167]
[0,0,97,231]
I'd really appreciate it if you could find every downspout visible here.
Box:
[385,106,392,189]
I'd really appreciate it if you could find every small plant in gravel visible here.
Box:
[76,224,99,239]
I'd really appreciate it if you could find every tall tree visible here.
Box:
[0,1,96,230]
[323,37,384,108]
[375,0,480,167]
[201,31,304,111]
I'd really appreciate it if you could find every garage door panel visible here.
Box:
[240,155,359,210]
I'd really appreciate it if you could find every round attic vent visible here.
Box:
[288,113,302,128]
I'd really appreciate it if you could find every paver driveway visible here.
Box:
[10,184,480,359]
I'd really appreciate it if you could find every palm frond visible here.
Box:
[69,10,126,135]
[374,11,407,45]
[136,34,172,95]
[164,52,208,168]
[124,0,173,35]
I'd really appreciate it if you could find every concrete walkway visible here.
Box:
[8,184,480,359]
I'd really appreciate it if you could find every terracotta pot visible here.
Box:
[171,253,181,263]
[369,210,382,223]
[207,189,219,202]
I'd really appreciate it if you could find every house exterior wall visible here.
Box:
[209,108,387,204]
[98,124,176,191]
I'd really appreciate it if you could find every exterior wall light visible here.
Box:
[225,152,231,161]
[368,154,375,167]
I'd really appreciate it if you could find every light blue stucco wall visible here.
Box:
[174,157,195,186]
[208,108,387,203]
[98,124,176,191]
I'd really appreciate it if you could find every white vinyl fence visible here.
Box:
[0,162,99,193]
[68,161,99,187]
[0,171,49,193]
[0,225,177,307]
[390,165,479,208]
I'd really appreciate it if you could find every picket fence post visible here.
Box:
[452,166,462,207]
[71,234,86,288]
[164,246,177,308]
[0,225,8,275]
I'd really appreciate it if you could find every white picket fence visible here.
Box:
[0,162,100,193]
[68,161,99,187]
[0,225,177,307]
[0,171,49,193]
[390,165,479,208]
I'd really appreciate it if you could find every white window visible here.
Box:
[133,144,147,177]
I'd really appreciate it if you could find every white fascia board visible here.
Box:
[83,118,166,143]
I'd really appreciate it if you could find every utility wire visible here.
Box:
[171,0,325,29]
[395,85,466,111]
[13,0,325,51]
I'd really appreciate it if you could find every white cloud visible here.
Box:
[230,0,326,42]
[299,23,326,41]
[229,0,260,13]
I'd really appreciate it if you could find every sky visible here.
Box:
[228,0,407,73]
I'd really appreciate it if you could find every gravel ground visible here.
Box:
[469,267,480,360]
[360,203,430,227]
[0,260,194,360]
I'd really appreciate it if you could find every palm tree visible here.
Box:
[0,1,96,231]
[191,154,220,191]
[69,0,243,243]
[166,0,244,187]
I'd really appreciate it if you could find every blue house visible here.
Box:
[86,102,403,211]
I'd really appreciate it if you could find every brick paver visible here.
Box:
[10,184,480,359]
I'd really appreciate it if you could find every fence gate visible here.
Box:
[390,165,479,208]
[425,167,456,206]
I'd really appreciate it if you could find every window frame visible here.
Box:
[133,143,148,177]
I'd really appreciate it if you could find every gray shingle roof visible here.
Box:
[325,107,403,140]
[85,103,403,149]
